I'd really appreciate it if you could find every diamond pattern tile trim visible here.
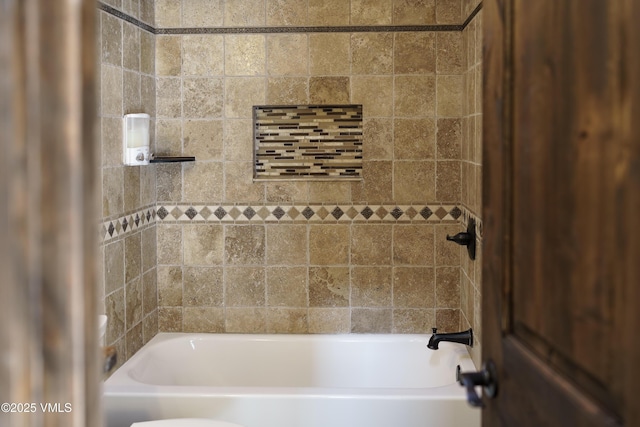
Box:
[101,206,157,243]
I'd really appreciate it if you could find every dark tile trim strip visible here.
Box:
[461,2,483,30]
[98,1,482,35]
[98,2,155,34]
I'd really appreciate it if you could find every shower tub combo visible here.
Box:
[104,333,480,427]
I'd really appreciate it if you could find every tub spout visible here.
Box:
[427,328,473,350]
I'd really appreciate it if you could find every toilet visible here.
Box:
[130,420,244,427]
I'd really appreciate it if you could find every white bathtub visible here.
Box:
[104,333,480,427]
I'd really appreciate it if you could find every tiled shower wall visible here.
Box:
[98,1,158,368]
[461,0,483,366]
[98,0,483,366]
[152,0,474,336]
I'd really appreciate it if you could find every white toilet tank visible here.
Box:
[130,420,244,427]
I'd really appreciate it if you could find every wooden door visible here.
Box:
[482,0,640,425]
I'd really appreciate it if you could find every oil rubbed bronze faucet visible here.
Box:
[427,328,473,350]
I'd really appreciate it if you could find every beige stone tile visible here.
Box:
[394,118,436,160]
[123,23,140,71]
[351,33,393,75]
[143,311,158,344]
[309,34,350,75]
[363,118,393,160]
[309,77,350,104]
[183,0,223,27]
[182,35,224,76]
[266,0,308,26]
[105,288,125,343]
[156,35,182,77]
[308,308,350,333]
[267,308,309,333]
[475,11,483,66]
[225,225,265,265]
[183,267,223,306]
[123,164,140,212]
[224,161,265,203]
[124,232,141,284]
[351,308,392,333]
[394,32,436,74]
[183,77,224,119]
[266,77,309,104]
[140,1,155,26]
[393,267,435,307]
[101,13,122,66]
[155,0,181,28]
[436,0,462,24]
[225,35,266,76]
[101,65,123,116]
[183,307,225,332]
[309,266,350,307]
[309,225,349,265]
[350,160,393,203]
[126,322,144,360]
[436,266,460,308]
[224,119,254,161]
[351,267,392,307]
[266,225,308,265]
[465,19,476,71]
[225,307,267,333]
[393,0,436,24]
[436,308,460,332]
[225,77,266,118]
[126,276,143,328]
[102,166,123,217]
[155,163,182,201]
[392,308,435,333]
[394,75,436,117]
[351,0,393,25]
[156,77,181,118]
[183,224,224,265]
[225,267,266,306]
[308,0,350,25]
[393,224,435,265]
[158,307,182,332]
[184,120,224,161]
[141,75,156,117]
[140,30,155,75]
[436,160,461,202]
[393,160,435,202]
[308,181,351,203]
[183,161,224,203]
[102,117,122,167]
[157,265,182,306]
[265,181,309,203]
[436,118,462,160]
[475,64,482,114]
[267,34,308,75]
[141,226,157,273]
[123,70,142,114]
[267,267,308,307]
[436,32,465,73]
[104,240,124,295]
[157,224,182,265]
[351,224,392,266]
[142,268,157,316]
[437,75,464,117]
[351,76,393,117]
[224,0,266,26]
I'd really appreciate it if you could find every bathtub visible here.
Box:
[103,333,480,427]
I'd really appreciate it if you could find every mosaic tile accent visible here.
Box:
[254,105,363,180]
[101,206,157,243]
[155,204,461,223]
[461,206,483,238]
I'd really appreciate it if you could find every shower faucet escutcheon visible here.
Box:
[427,327,473,350]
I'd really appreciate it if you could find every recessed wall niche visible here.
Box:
[253,105,363,180]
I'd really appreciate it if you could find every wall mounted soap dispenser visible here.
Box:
[123,113,150,166]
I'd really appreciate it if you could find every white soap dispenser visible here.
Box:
[123,113,150,166]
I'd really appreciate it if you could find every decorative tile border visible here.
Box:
[101,206,157,244]
[97,2,482,35]
[155,204,462,223]
[254,105,363,180]
[461,205,483,238]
